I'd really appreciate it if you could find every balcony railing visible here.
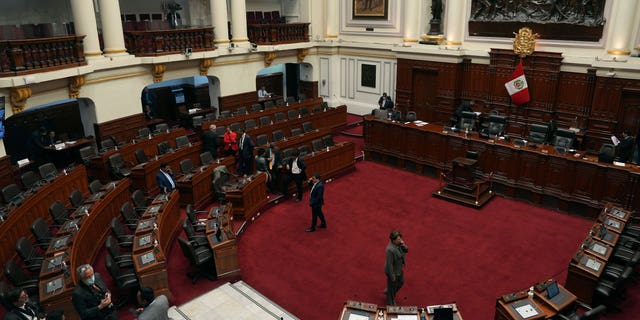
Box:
[247,23,310,45]
[0,35,86,77]
[124,27,214,56]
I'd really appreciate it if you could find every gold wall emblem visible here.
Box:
[513,27,538,58]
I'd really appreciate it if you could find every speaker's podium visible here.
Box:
[433,157,493,208]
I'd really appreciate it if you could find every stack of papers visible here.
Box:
[413,120,428,127]
[515,304,539,318]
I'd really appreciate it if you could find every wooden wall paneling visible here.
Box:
[256,72,284,97]
[94,113,146,146]
[193,85,211,108]
[555,72,592,116]
[0,156,16,187]
[299,80,317,100]
[411,68,439,122]
[218,91,262,113]
[571,161,601,207]
[618,89,640,137]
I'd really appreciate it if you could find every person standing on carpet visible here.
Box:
[385,230,409,306]
[72,264,118,320]
[305,173,326,232]
[282,150,306,202]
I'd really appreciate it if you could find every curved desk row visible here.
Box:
[39,179,131,320]
[364,116,640,216]
[340,301,464,320]
[495,278,576,320]
[0,165,88,269]
[131,141,202,194]
[176,156,235,209]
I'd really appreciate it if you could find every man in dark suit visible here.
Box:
[202,124,218,159]
[4,287,64,320]
[72,264,118,320]
[237,128,254,176]
[305,173,326,232]
[135,287,169,320]
[156,162,176,193]
[618,129,634,163]
[379,93,394,111]
[384,230,409,306]
[282,150,306,202]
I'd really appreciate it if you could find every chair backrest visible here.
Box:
[466,150,479,160]
[272,130,284,142]
[200,151,214,165]
[15,236,36,262]
[275,98,284,106]
[185,205,198,225]
[101,139,115,150]
[182,218,198,239]
[38,163,57,180]
[180,159,195,174]
[205,113,216,121]
[373,109,386,120]
[192,116,204,128]
[177,237,197,263]
[108,153,125,170]
[175,135,190,148]
[105,235,122,258]
[598,143,615,164]
[4,260,29,287]
[68,189,84,208]
[528,124,549,144]
[580,305,606,320]
[312,139,325,152]
[290,127,303,137]
[259,115,271,126]
[131,189,147,209]
[283,148,295,161]
[236,106,247,115]
[251,103,263,112]
[120,202,138,225]
[286,96,296,103]
[274,112,286,122]
[110,217,126,237]
[89,179,103,194]
[229,122,242,132]
[265,101,276,109]
[49,200,69,225]
[244,118,257,130]
[302,121,313,133]
[287,109,299,120]
[406,111,417,122]
[256,134,268,146]
[322,135,335,147]
[299,106,309,116]
[157,141,170,155]
[459,111,477,130]
[215,125,226,136]
[135,149,148,164]
[298,93,306,101]
[31,217,52,244]
[553,128,576,148]
[20,171,39,190]
[138,127,151,138]
[2,184,23,206]
[298,145,310,157]
[486,115,507,135]
[155,123,169,133]
[219,110,231,118]
[79,145,96,163]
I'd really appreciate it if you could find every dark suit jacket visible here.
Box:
[384,242,406,277]
[4,303,45,320]
[287,156,306,178]
[137,295,169,320]
[239,134,254,159]
[202,130,218,158]
[309,181,324,207]
[156,170,176,193]
[618,136,634,162]
[72,273,115,320]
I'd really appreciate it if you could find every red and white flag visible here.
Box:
[504,61,529,105]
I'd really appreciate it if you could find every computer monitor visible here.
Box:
[546,281,560,299]
[433,307,454,320]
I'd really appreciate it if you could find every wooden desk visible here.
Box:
[565,252,606,305]
[39,179,131,320]
[176,156,235,208]
[132,190,180,299]
[425,303,464,320]
[131,142,202,194]
[0,165,88,270]
[363,116,640,216]
[88,128,187,182]
[495,279,576,320]
[340,301,379,320]
[226,172,268,220]
[204,204,239,278]
[385,305,419,319]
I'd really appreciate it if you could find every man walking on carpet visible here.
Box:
[305,173,326,232]
[385,230,409,306]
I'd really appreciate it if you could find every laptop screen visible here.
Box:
[546,281,560,299]
[433,307,454,320]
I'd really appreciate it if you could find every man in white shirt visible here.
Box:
[282,150,306,202]
[156,162,176,193]
[258,86,271,99]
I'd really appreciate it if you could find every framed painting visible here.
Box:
[352,0,389,20]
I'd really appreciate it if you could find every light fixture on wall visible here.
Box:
[183,47,192,57]
[322,79,326,86]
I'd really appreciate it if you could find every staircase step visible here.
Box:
[231,281,299,320]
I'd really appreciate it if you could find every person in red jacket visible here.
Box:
[223,126,238,156]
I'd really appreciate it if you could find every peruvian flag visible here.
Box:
[504,61,530,105]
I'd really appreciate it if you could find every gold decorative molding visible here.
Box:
[513,27,538,58]
[200,58,213,76]
[68,75,86,98]
[152,64,166,83]
[10,86,32,113]
[607,49,631,55]
[297,49,308,63]
[264,52,277,67]
[446,40,462,45]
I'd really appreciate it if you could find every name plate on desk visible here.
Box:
[50,236,70,251]
[138,220,154,230]
[583,257,602,271]
[147,205,161,215]
[139,252,156,265]
[46,255,64,270]
[590,242,608,256]
[17,158,30,167]
[138,234,152,247]
[46,278,63,294]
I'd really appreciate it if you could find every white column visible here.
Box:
[70,0,102,58]
[98,0,128,56]
[403,0,420,42]
[606,0,638,55]
[444,0,465,46]
[230,0,249,45]
[210,0,229,45]
[326,0,339,39]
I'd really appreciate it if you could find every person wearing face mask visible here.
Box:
[72,264,118,320]
[4,287,65,320]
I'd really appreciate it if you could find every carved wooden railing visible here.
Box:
[0,35,86,76]
[247,23,310,45]
[124,27,214,56]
